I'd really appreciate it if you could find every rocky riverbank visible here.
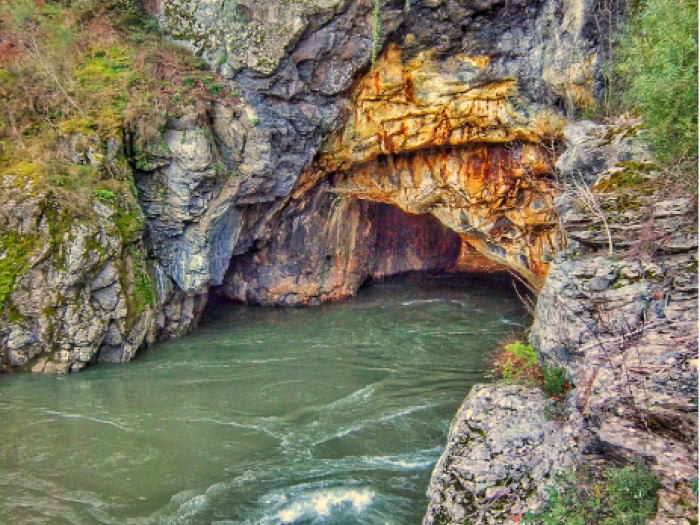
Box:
[422,121,698,525]
[1,1,696,522]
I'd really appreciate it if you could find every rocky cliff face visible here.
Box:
[2,0,616,371]
[422,122,698,525]
[0,139,157,372]
[135,0,609,313]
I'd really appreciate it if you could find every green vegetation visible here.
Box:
[491,341,572,401]
[498,341,539,382]
[128,246,155,313]
[615,0,698,168]
[371,0,382,66]
[0,0,236,197]
[0,233,34,310]
[94,189,117,203]
[541,367,570,400]
[524,460,660,525]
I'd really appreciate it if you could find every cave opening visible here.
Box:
[215,195,514,308]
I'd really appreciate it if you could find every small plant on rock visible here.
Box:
[492,341,541,383]
[542,366,572,401]
[492,341,573,401]
[524,460,660,525]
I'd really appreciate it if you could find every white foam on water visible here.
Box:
[41,410,130,431]
[359,448,442,470]
[235,357,299,364]
[401,299,466,307]
[326,384,375,410]
[500,318,523,326]
[259,488,375,524]
[161,495,210,525]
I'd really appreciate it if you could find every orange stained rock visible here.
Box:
[325,143,563,288]
[306,44,568,288]
[453,240,509,274]
[320,44,552,170]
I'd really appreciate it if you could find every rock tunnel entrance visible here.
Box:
[215,42,567,306]
[217,189,511,307]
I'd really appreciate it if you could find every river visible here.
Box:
[0,272,529,525]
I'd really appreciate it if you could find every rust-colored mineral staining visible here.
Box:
[319,44,550,171]
[453,240,509,274]
[309,44,566,287]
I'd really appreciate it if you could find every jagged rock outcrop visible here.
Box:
[3,0,619,371]
[221,181,462,305]
[138,0,614,309]
[423,384,589,525]
[0,139,157,373]
[423,122,698,524]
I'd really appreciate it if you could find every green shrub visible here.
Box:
[493,341,541,383]
[94,188,117,203]
[606,461,661,523]
[524,460,660,525]
[542,366,571,400]
[615,0,698,166]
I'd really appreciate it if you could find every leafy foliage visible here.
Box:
[497,341,540,382]
[491,341,572,400]
[524,460,660,525]
[615,0,698,166]
[542,366,571,400]
[0,0,237,196]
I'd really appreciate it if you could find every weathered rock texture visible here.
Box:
[137,0,613,310]
[3,0,619,372]
[0,139,158,373]
[221,185,462,305]
[423,385,588,525]
[423,122,698,524]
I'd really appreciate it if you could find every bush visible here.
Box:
[0,0,237,197]
[491,341,573,402]
[493,341,541,383]
[615,0,698,166]
[524,460,660,525]
[542,366,571,400]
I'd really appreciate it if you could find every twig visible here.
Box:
[26,33,86,118]
[571,170,614,256]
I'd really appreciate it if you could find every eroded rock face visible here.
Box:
[286,43,567,288]
[328,143,561,286]
[3,0,618,371]
[0,141,158,373]
[423,384,587,525]
[220,181,462,305]
[140,0,613,309]
[424,122,699,524]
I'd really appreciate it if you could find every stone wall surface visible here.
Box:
[422,122,698,525]
[132,0,611,311]
[2,3,697,525]
[423,384,588,525]
[0,139,158,373]
[2,0,619,367]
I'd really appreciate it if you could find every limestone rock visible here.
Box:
[529,121,698,523]
[0,141,159,373]
[423,384,586,525]
[425,120,698,524]
[142,0,615,308]
[221,182,462,305]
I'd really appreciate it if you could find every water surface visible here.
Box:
[0,272,529,525]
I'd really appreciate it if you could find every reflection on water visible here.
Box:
[0,272,529,525]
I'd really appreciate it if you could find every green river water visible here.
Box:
[0,272,529,525]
